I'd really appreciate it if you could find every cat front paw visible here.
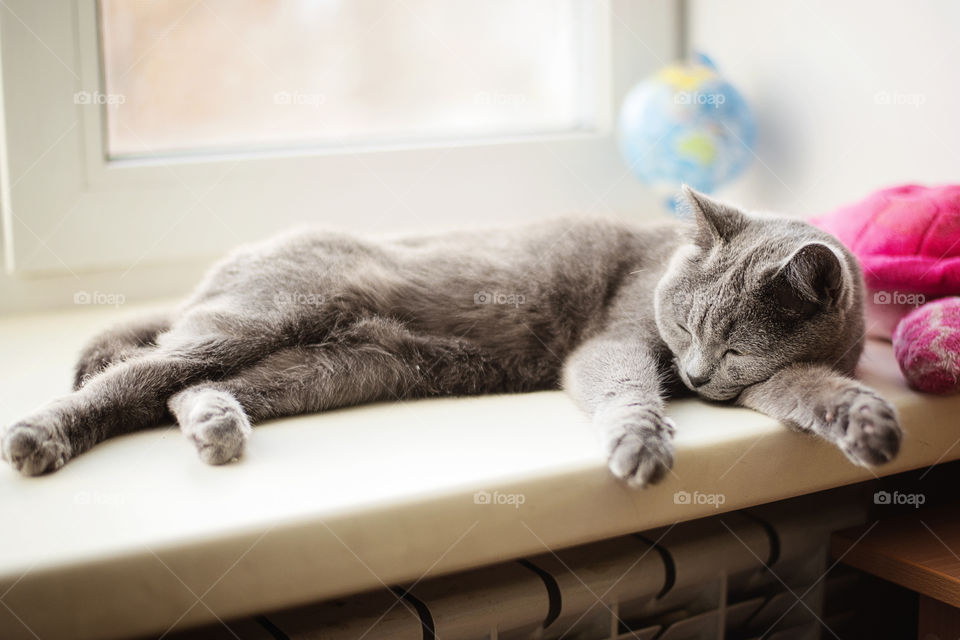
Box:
[598,406,676,488]
[1,420,71,475]
[827,390,902,466]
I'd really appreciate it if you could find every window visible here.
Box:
[0,0,678,280]
[101,0,597,157]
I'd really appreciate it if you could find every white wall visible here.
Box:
[0,260,208,316]
[691,0,959,215]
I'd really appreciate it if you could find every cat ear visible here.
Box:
[771,243,844,314]
[681,185,747,247]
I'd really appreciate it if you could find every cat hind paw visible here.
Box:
[0,420,70,476]
[176,391,252,465]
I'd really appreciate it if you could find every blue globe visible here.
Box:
[618,54,755,210]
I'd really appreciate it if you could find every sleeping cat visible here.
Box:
[0,188,901,485]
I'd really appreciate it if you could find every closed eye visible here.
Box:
[677,324,690,335]
[723,348,744,358]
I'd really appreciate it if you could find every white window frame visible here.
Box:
[0,0,680,281]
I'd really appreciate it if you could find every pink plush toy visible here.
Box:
[813,184,960,394]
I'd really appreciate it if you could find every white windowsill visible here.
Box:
[1,301,958,640]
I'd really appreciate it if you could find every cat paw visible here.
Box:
[827,390,902,466]
[598,407,676,488]
[175,390,252,465]
[0,420,71,476]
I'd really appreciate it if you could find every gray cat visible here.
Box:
[0,188,901,485]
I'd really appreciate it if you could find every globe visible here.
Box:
[618,54,755,212]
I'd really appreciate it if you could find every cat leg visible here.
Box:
[563,331,675,488]
[737,363,902,466]
[165,342,409,465]
[168,387,252,465]
[73,313,171,389]
[2,315,282,475]
[168,317,506,464]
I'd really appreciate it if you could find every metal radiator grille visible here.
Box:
[173,490,870,640]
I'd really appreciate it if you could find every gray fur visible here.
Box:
[0,188,901,485]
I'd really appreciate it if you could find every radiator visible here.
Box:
[181,490,870,640]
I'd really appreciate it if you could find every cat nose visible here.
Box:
[686,371,711,388]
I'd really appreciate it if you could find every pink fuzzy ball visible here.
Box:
[893,297,960,394]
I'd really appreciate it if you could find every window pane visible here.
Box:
[99,0,596,158]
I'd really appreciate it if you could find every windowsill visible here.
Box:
[1,302,959,640]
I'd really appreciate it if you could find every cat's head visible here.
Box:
[654,187,865,401]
